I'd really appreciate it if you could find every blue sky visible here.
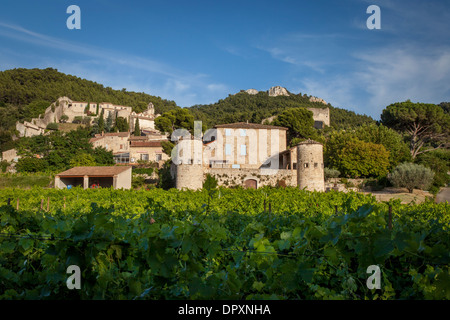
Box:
[0,0,449,119]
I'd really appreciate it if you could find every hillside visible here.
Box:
[0,69,377,153]
[0,68,179,151]
[188,89,375,130]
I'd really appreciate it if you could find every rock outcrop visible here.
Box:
[309,96,327,105]
[268,86,290,97]
[245,89,259,95]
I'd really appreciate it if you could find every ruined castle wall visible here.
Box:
[307,107,330,127]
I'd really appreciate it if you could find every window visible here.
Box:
[225,144,231,155]
[240,129,247,136]
[240,144,247,156]
[140,154,149,161]
[304,163,309,168]
[232,164,240,169]
[156,154,162,161]
[314,163,318,168]
[225,129,232,136]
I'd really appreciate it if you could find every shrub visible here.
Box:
[1,160,9,173]
[132,174,146,189]
[324,168,340,180]
[388,163,434,193]
[72,116,83,124]
[16,157,48,173]
[416,149,450,194]
[46,123,59,130]
[60,114,69,123]
[133,167,154,175]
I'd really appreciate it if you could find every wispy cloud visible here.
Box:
[0,22,230,107]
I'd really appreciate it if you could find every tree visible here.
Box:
[134,117,141,136]
[381,101,450,159]
[325,131,390,178]
[416,149,450,194]
[388,163,434,193]
[60,114,69,123]
[92,147,115,165]
[157,160,175,190]
[69,153,96,167]
[354,123,411,169]
[272,108,320,146]
[105,111,114,132]
[98,109,105,133]
[113,116,129,132]
[155,108,194,135]
[336,140,390,178]
[16,156,48,173]
[161,140,175,156]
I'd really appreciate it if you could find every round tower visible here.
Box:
[174,138,204,190]
[296,139,325,192]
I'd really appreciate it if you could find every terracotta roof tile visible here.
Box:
[56,166,132,177]
[130,141,162,147]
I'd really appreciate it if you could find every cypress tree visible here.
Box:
[98,108,105,133]
[134,117,140,136]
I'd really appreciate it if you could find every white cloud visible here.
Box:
[0,22,230,108]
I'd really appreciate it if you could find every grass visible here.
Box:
[0,174,53,188]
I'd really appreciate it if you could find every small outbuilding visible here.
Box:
[55,166,132,190]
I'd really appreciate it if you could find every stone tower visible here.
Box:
[174,138,204,190]
[296,139,325,192]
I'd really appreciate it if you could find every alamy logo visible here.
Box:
[66,5,81,30]
[366,5,381,30]
[366,265,381,289]
[66,265,81,289]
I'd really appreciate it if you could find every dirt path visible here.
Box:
[362,188,434,204]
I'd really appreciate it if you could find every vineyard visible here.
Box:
[0,186,449,300]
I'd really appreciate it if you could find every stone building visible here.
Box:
[54,166,132,189]
[172,122,325,191]
[89,131,169,166]
[15,97,159,138]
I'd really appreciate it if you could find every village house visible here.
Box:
[172,122,325,191]
[89,132,169,166]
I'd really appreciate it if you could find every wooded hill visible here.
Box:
[0,68,179,151]
[188,90,376,130]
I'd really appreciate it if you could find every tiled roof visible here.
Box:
[128,136,149,141]
[56,166,131,177]
[214,122,288,130]
[130,141,162,147]
[103,132,130,137]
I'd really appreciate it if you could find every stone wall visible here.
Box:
[205,168,297,188]
[1,149,19,162]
